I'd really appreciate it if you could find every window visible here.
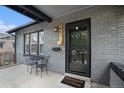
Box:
[24,31,44,55]
[30,33,37,54]
[0,42,3,48]
[39,32,44,54]
[24,34,29,54]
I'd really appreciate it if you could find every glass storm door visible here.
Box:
[66,18,91,77]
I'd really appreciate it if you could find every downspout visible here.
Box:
[7,33,17,64]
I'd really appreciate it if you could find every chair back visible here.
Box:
[42,55,50,64]
[25,56,30,64]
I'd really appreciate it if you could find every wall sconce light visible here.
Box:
[53,23,63,47]
[53,27,58,32]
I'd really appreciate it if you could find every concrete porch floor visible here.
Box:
[0,64,109,88]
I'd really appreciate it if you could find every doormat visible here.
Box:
[61,76,85,88]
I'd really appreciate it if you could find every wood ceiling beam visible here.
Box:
[6,5,52,22]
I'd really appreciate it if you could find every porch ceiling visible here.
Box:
[6,5,93,33]
[34,5,93,19]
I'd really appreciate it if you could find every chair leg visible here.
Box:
[27,65,28,72]
[30,66,33,74]
[40,68,42,78]
[32,65,34,71]
[36,65,38,75]
[46,65,48,74]
[27,65,29,72]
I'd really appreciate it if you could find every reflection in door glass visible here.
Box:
[70,30,88,65]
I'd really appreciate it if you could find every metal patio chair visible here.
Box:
[25,56,36,74]
[36,55,50,77]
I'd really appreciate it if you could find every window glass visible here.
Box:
[25,34,29,54]
[25,34,29,43]
[39,32,44,54]
[30,33,37,54]
[24,31,44,55]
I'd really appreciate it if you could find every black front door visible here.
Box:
[65,18,91,77]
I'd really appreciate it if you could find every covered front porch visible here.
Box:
[0,64,108,88]
[3,5,124,88]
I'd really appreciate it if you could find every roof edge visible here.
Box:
[6,21,41,33]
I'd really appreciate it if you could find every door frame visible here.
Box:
[65,18,91,77]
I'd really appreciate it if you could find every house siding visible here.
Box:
[16,6,124,85]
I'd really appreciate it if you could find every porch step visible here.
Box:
[64,73,91,82]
